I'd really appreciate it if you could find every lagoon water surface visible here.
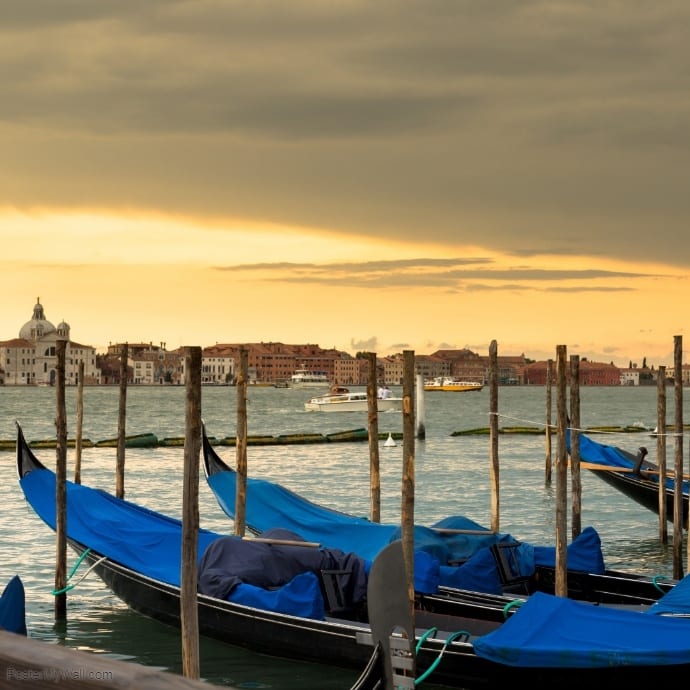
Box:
[0,384,685,688]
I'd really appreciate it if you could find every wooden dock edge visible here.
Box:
[0,630,221,689]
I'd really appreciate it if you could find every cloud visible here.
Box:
[1,1,690,267]
[350,336,378,352]
[212,257,665,292]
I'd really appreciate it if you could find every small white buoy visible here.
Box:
[384,433,396,447]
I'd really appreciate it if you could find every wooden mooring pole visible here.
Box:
[672,335,684,578]
[657,364,667,545]
[569,354,581,539]
[488,340,499,532]
[555,345,568,597]
[235,348,248,537]
[116,343,128,499]
[366,352,381,523]
[544,358,553,483]
[401,349,415,619]
[74,360,84,484]
[180,346,201,680]
[54,337,67,621]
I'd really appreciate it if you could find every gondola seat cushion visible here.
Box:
[438,546,504,594]
[532,526,605,574]
[228,571,326,619]
[389,525,449,564]
[412,550,441,593]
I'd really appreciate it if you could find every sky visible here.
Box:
[2,1,689,368]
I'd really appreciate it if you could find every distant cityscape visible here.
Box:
[2,298,689,387]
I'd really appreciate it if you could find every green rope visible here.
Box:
[502,597,525,618]
[653,574,670,593]
[415,626,438,654]
[414,628,470,686]
[51,548,92,595]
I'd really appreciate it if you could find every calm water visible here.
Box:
[0,384,687,688]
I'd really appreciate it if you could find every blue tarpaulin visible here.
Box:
[20,467,219,587]
[206,454,606,580]
[474,590,690,668]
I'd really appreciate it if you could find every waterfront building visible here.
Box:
[412,354,450,383]
[131,346,186,385]
[3,299,665,388]
[666,363,690,385]
[331,352,361,386]
[381,353,405,385]
[200,348,235,385]
[0,299,100,386]
[523,359,621,385]
[620,367,641,386]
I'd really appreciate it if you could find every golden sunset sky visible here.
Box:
[2,2,688,367]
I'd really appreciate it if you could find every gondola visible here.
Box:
[17,422,690,689]
[0,575,27,636]
[568,429,689,526]
[201,424,676,609]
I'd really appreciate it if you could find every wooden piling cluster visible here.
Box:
[27,334,688,683]
[549,334,686,585]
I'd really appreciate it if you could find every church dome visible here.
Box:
[19,298,57,341]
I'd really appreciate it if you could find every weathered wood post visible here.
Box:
[115,343,128,499]
[54,337,68,621]
[545,358,553,483]
[235,348,248,537]
[569,354,581,539]
[74,360,84,484]
[180,345,201,680]
[366,352,381,523]
[488,340,499,532]
[401,349,415,617]
[672,336,684,578]
[555,345,568,597]
[657,365,667,544]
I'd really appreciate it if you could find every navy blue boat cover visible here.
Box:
[197,527,368,614]
[474,590,690,667]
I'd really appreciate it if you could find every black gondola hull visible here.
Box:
[77,546,690,689]
[591,469,688,526]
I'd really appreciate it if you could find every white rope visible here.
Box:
[488,411,684,437]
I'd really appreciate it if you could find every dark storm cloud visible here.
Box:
[2,1,689,266]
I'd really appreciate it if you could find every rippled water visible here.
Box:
[0,383,686,687]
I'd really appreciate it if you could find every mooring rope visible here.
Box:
[502,598,525,618]
[414,627,470,685]
[51,548,108,595]
[489,411,684,437]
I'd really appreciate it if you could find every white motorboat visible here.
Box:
[305,389,402,412]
